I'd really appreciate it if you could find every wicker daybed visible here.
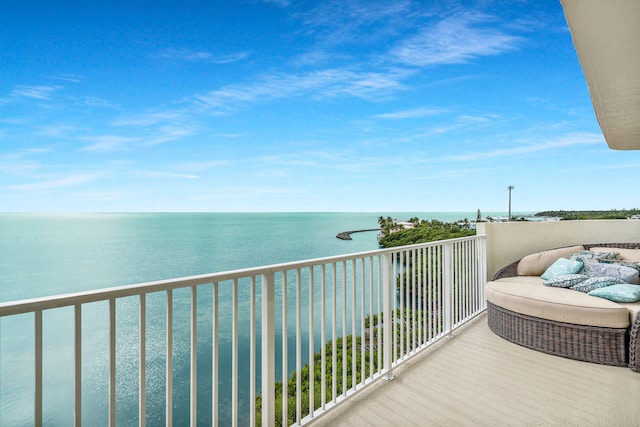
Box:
[487,243,640,371]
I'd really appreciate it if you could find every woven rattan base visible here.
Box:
[629,311,640,371]
[487,302,628,367]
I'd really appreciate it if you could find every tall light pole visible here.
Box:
[508,186,514,221]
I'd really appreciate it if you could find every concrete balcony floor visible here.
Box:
[309,313,640,426]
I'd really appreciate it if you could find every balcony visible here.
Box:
[309,312,640,426]
[2,220,640,426]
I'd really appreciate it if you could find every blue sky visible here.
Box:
[2,0,639,213]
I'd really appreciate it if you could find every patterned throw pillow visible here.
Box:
[598,260,640,274]
[541,258,584,280]
[571,277,624,293]
[588,284,640,302]
[570,250,619,262]
[544,274,588,288]
[581,262,640,284]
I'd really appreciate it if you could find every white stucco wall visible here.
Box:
[476,220,640,280]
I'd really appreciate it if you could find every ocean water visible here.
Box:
[0,212,508,426]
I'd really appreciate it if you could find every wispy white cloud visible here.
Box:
[72,191,124,201]
[372,107,448,120]
[113,112,186,127]
[82,96,120,109]
[415,167,492,181]
[0,148,50,174]
[11,85,63,100]
[260,147,427,173]
[37,125,81,137]
[391,12,521,66]
[80,135,139,152]
[142,125,196,146]
[80,116,195,151]
[211,52,252,64]
[9,173,101,191]
[445,132,604,162]
[50,74,84,83]
[182,160,232,172]
[197,185,297,200]
[215,133,248,139]
[301,0,414,45]
[134,170,199,179]
[155,48,251,64]
[411,113,503,137]
[184,7,521,116]
[262,0,291,7]
[0,158,40,174]
[190,67,409,113]
[294,0,416,66]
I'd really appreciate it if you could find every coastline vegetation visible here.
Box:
[377,216,475,248]
[255,316,382,426]
[535,209,640,220]
[255,308,437,426]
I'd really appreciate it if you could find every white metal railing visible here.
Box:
[0,235,487,427]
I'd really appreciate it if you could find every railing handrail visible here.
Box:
[0,235,486,316]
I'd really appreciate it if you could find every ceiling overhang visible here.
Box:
[560,0,640,150]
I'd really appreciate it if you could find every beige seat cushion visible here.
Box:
[487,277,630,328]
[619,301,640,324]
[516,245,585,276]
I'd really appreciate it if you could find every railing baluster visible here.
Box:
[468,240,473,319]
[341,261,347,396]
[139,296,146,427]
[75,304,82,427]
[166,290,173,427]
[232,280,238,427]
[261,273,275,427]
[368,257,374,380]
[376,255,381,374]
[212,283,219,427]
[351,260,356,391]
[390,253,395,364]
[359,259,365,384]
[382,253,394,380]
[308,266,314,419]
[295,269,301,424]
[460,242,465,321]
[426,247,432,342]
[473,239,479,312]
[190,286,197,427]
[35,310,43,427]
[400,251,406,359]
[433,246,437,337]
[424,247,428,343]
[109,299,116,427]
[282,272,288,427]
[444,244,453,337]
[437,246,443,337]
[462,242,467,320]
[479,238,484,310]
[453,242,458,325]
[412,249,417,352]
[331,263,337,403]
[320,264,326,410]
[250,277,256,427]
[416,248,425,348]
